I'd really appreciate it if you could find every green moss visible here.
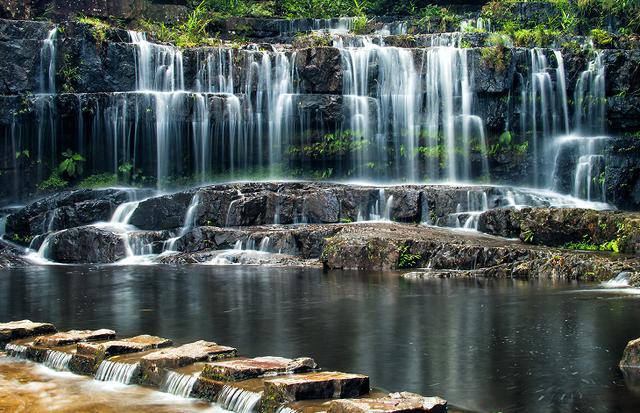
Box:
[397,244,421,269]
[77,173,118,189]
[590,28,615,48]
[38,173,69,192]
[481,35,511,73]
[76,16,110,44]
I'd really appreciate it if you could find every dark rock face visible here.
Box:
[128,191,195,230]
[620,338,640,370]
[31,0,146,22]
[296,47,343,94]
[606,137,640,211]
[44,226,127,264]
[5,188,134,244]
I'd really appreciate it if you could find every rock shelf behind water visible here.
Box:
[33,329,116,347]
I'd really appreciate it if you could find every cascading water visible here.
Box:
[160,371,199,398]
[95,360,140,384]
[216,385,262,413]
[5,343,28,358]
[164,192,201,251]
[40,27,57,94]
[338,37,488,182]
[43,350,72,371]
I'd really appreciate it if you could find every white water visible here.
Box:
[160,371,199,398]
[40,27,57,93]
[95,361,140,384]
[5,343,27,358]
[601,272,632,288]
[44,350,72,371]
[215,385,262,413]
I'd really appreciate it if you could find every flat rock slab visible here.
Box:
[77,335,173,358]
[0,320,57,346]
[34,329,116,347]
[620,337,640,370]
[262,372,369,412]
[139,340,237,386]
[328,393,447,413]
[202,356,317,381]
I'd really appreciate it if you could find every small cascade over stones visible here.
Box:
[111,201,140,225]
[160,371,199,398]
[43,350,72,371]
[574,51,606,136]
[39,27,57,94]
[5,343,28,359]
[259,237,271,252]
[95,361,140,384]
[602,272,632,288]
[216,385,262,413]
[164,193,201,252]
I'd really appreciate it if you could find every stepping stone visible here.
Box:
[262,371,369,413]
[620,337,640,370]
[0,320,57,347]
[70,335,172,376]
[202,356,317,382]
[34,329,116,347]
[328,393,447,413]
[139,340,237,386]
[77,334,173,358]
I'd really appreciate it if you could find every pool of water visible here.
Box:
[1,265,639,413]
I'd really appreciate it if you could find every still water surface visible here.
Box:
[1,266,639,413]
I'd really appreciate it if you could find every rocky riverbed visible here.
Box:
[0,182,638,286]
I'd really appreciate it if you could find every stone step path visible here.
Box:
[0,320,447,413]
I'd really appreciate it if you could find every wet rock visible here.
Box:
[620,338,640,371]
[33,329,116,347]
[202,356,317,382]
[477,207,522,238]
[262,372,370,413]
[605,137,640,211]
[0,242,29,268]
[5,188,134,242]
[296,47,343,94]
[0,320,57,347]
[128,191,195,230]
[70,334,172,376]
[44,226,127,264]
[139,341,237,386]
[329,393,447,413]
[77,335,173,359]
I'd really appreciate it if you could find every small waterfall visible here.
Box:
[111,201,140,224]
[44,350,72,371]
[95,361,140,384]
[216,385,262,413]
[602,272,631,288]
[234,240,243,250]
[383,195,394,221]
[160,371,199,398]
[5,343,27,358]
[40,27,57,93]
[259,237,270,252]
[574,51,605,135]
[164,193,201,252]
[574,154,606,201]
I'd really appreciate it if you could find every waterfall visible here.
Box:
[602,272,631,288]
[40,27,57,93]
[111,201,140,224]
[95,361,140,384]
[216,385,262,413]
[462,191,489,230]
[43,350,72,371]
[259,237,270,252]
[160,371,199,398]
[574,51,606,135]
[164,193,201,251]
[5,343,28,358]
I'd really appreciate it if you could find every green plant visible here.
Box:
[38,173,68,191]
[76,16,110,44]
[398,244,421,268]
[481,35,511,73]
[352,15,368,34]
[590,28,615,48]
[78,173,117,188]
[58,149,85,179]
[523,229,534,243]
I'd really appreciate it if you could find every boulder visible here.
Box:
[262,372,370,413]
[202,356,317,382]
[44,226,127,264]
[296,47,343,94]
[0,320,57,347]
[128,191,195,230]
[139,341,237,386]
[329,393,447,413]
[33,329,116,347]
[620,338,640,371]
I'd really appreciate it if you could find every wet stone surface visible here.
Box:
[0,320,57,347]
[328,393,448,413]
[202,356,317,382]
[33,329,116,347]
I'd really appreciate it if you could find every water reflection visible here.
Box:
[1,266,639,413]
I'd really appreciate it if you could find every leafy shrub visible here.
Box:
[38,173,68,191]
[78,173,117,189]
